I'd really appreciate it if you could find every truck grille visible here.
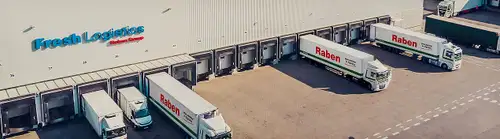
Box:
[379,84,386,89]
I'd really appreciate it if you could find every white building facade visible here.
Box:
[0,0,423,89]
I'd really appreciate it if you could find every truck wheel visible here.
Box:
[367,83,373,91]
[441,64,449,70]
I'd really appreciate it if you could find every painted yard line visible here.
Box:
[435,107,441,110]
[414,122,421,126]
[392,132,400,136]
[468,99,474,102]
[476,96,482,99]
[385,128,392,131]
[423,118,431,122]
[484,98,490,101]
[403,127,411,131]
[492,89,497,92]
[416,115,422,118]
[426,111,432,114]
[452,100,458,103]
[491,100,498,103]
[406,119,413,122]
[460,103,466,106]
[395,123,402,127]
[373,133,380,137]
[381,137,388,139]
[484,93,490,96]
[442,110,449,114]
[433,114,439,118]
[451,106,457,110]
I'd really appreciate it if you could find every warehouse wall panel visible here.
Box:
[0,0,422,89]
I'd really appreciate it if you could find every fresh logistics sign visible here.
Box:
[33,26,144,50]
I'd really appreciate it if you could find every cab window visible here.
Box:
[444,50,453,59]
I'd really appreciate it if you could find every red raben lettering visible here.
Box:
[392,35,417,48]
[160,94,180,116]
[315,46,340,63]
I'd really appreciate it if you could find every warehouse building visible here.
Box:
[0,0,422,137]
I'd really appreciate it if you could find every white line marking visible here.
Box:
[426,111,432,114]
[381,137,388,139]
[414,123,421,126]
[435,107,441,110]
[373,133,380,136]
[477,90,482,93]
[377,136,382,138]
[491,100,498,103]
[460,103,466,106]
[451,106,457,110]
[442,110,449,114]
[424,118,430,122]
[484,87,489,90]
[492,90,497,92]
[392,132,400,136]
[468,99,474,102]
[477,96,482,99]
[416,115,422,118]
[433,114,439,118]
[385,128,392,131]
[484,98,490,101]
[484,93,490,96]
[444,103,448,107]
[396,123,402,127]
[366,138,369,139]
[453,100,458,103]
[492,84,496,87]
[403,127,411,131]
[406,119,413,122]
[460,97,465,100]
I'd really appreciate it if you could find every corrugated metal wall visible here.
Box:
[0,0,422,89]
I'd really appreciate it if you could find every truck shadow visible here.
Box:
[350,44,448,73]
[271,60,374,95]
[35,118,99,139]
[460,46,500,59]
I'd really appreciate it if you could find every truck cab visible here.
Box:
[362,58,392,92]
[198,110,232,139]
[439,42,462,70]
[102,114,127,139]
[128,100,152,129]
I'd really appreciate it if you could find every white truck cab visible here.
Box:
[82,90,127,139]
[102,114,128,139]
[117,87,153,129]
[363,59,392,91]
[440,42,462,70]
[199,111,232,139]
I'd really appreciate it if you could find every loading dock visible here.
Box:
[38,80,75,127]
[74,74,109,117]
[190,51,214,81]
[110,67,141,102]
[348,21,364,45]
[0,86,39,137]
[363,18,379,41]
[333,24,349,45]
[378,15,391,25]
[237,42,258,71]
[258,38,279,66]
[279,34,298,60]
[140,62,170,96]
[214,46,237,77]
[315,27,333,41]
[170,54,197,89]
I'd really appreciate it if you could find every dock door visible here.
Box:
[333,24,348,45]
[315,27,333,41]
[171,54,197,89]
[363,18,378,41]
[258,38,279,66]
[237,42,258,71]
[214,46,237,77]
[348,21,364,45]
[0,86,39,137]
[38,80,75,126]
[191,51,214,81]
[279,34,298,60]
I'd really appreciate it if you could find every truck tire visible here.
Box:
[441,63,449,70]
[367,83,373,91]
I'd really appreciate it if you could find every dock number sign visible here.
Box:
[32,26,145,51]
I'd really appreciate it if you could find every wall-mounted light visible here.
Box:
[162,8,172,14]
[23,25,35,33]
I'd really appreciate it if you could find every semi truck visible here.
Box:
[437,0,484,17]
[425,15,500,54]
[369,23,463,70]
[82,90,127,139]
[299,35,392,91]
[117,87,153,129]
[145,72,232,139]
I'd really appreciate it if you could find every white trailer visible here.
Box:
[369,23,462,70]
[82,90,127,139]
[299,35,392,91]
[117,87,152,129]
[146,72,232,139]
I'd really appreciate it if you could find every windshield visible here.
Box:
[134,109,150,118]
[453,52,462,61]
[106,127,126,138]
[376,70,390,81]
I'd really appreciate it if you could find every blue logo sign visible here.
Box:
[33,26,144,50]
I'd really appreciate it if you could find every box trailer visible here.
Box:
[369,23,463,70]
[425,15,500,54]
[145,72,232,139]
[437,0,484,17]
[299,35,392,91]
[117,87,152,129]
[82,90,127,139]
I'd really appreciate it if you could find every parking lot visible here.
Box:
[193,43,500,139]
[9,105,186,139]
